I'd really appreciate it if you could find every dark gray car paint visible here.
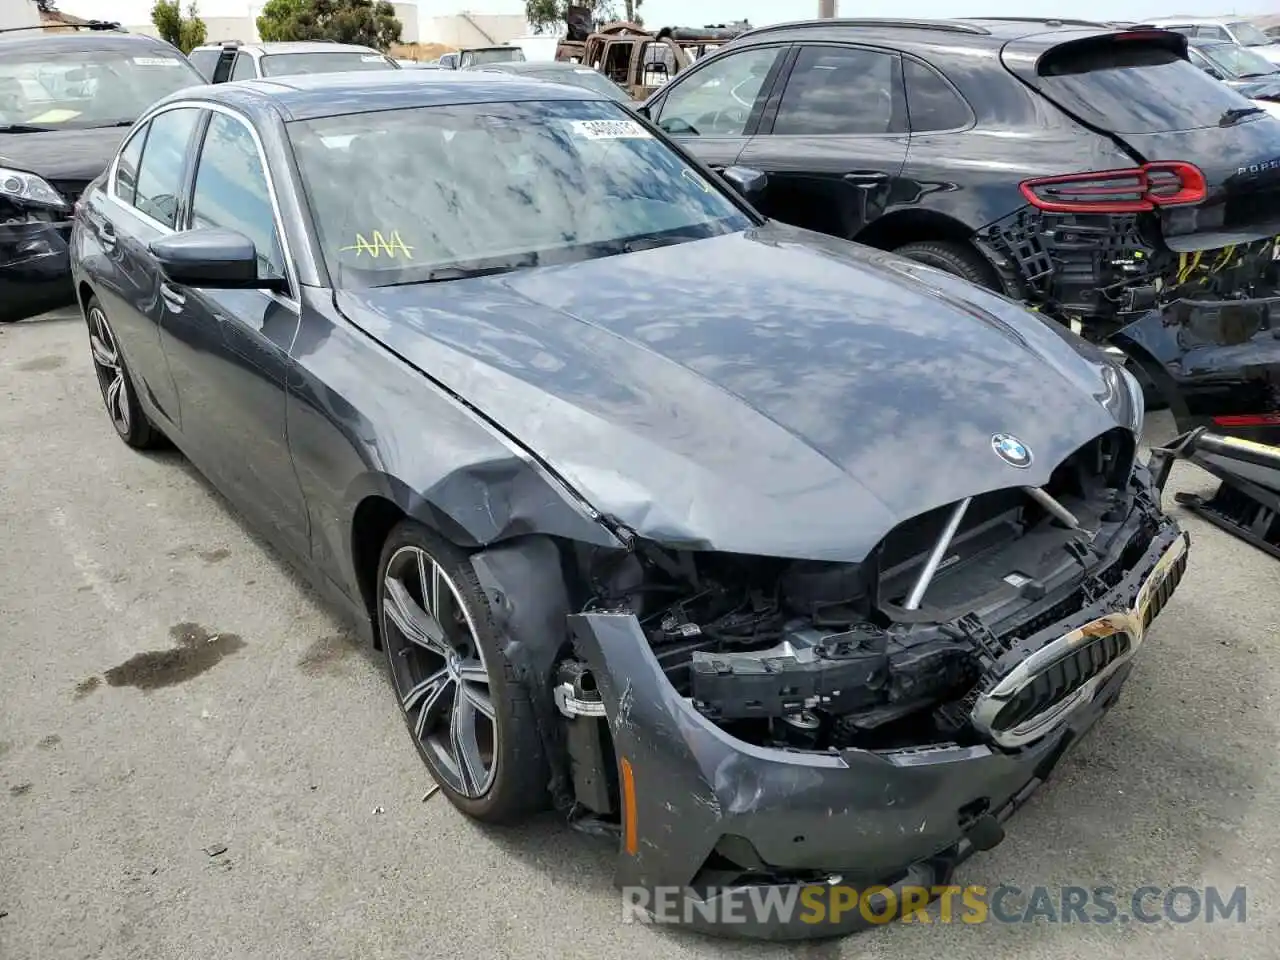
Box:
[70,74,1157,940]
[335,223,1134,561]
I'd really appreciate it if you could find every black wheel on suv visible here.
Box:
[894,240,999,291]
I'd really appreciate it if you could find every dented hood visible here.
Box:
[335,223,1132,561]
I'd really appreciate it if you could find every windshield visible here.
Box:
[1201,42,1280,78]
[1230,21,1274,47]
[0,47,201,130]
[260,52,396,77]
[289,100,751,288]
[1036,38,1253,134]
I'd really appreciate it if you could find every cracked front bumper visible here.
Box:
[566,515,1187,940]
[0,219,74,321]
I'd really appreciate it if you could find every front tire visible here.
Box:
[377,520,548,824]
[85,296,162,449]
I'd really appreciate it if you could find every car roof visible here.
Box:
[0,30,174,53]
[158,69,604,122]
[728,17,1147,56]
[194,40,380,55]
[471,60,580,72]
[1150,17,1242,26]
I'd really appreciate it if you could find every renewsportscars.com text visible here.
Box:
[622,884,1248,927]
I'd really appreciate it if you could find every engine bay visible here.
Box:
[571,429,1161,753]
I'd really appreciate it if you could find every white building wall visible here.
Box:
[0,0,42,31]
[127,16,255,42]
[416,14,529,47]
[393,2,420,41]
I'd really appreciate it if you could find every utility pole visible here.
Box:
[818,0,837,17]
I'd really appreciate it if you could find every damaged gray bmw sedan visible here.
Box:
[70,71,1189,939]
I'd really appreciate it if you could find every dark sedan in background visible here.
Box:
[461,58,631,102]
[70,70,1186,939]
[1,27,203,321]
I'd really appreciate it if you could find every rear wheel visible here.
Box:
[85,297,162,449]
[894,240,999,291]
[377,520,548,823]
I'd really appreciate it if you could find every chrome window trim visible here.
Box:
[106,99,301,313]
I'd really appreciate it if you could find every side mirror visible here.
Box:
[149,229,287,293]
[721,165,767,203]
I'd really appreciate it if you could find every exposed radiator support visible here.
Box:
[904,496,971,610]
[1023,486,1081,530]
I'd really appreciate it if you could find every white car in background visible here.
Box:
[1151,17,1280,64]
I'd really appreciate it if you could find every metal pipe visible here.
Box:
[818,0,837,18]
[1023,486,1081,530]
[1196,431,1280,470]
[904,496,971,611]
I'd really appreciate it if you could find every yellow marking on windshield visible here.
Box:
[340,230,414,259]
[28,108,81,124]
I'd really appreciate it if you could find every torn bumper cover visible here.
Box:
[567,519,1188,940]
[1151,428,1280,561]
[1114,292,1280,447]
[0,216,74,321]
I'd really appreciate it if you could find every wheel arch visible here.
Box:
[76,280,95,318]
[345,461,617,647]
[853,207,978,253]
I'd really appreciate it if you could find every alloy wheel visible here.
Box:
[381,545,498,798]
[87,305,131,436]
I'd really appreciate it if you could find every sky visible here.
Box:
[69,0,1277,33]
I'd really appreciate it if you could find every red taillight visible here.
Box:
[1212,414,1280,427]
[1019,162,1207,214]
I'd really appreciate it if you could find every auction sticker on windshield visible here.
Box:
[133,57,184,66]
[570,119,652,140]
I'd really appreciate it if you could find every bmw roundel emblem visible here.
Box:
[992,433,1033,469]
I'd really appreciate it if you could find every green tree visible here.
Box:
[256,0,402,50]
[150,1,207,54]
[525,1,624,34]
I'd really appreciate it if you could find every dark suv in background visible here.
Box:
[642,18,1280,340]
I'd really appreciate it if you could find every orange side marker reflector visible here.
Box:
[620,756,638,856]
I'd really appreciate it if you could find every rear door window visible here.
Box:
[904,58,973,132]
[188,49,218,80]
[771,45,904,136]
[230,53,257,81]
[132,107,201,227]
[1033,35,1251,133]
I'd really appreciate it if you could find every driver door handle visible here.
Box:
[844,170,889,186]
